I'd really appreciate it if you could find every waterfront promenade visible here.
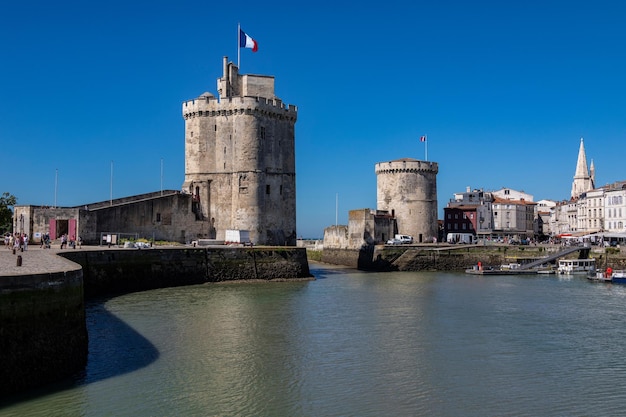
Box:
[0,246,82,279]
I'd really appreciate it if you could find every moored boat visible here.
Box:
[558,258,596,275]
[588,271,613,283]
[589,267,626,284]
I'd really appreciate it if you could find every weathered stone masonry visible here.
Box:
[182,57,298,246]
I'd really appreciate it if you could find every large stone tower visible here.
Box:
[571,137,595,199]
[182,57,298,245]
[375,158,439,243]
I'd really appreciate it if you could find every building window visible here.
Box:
[266,185,271,194]
[156,213,161,222]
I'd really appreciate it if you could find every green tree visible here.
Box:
[0,192,17,233]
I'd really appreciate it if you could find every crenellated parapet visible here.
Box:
[182,95,298,121]
[375,158,438,175]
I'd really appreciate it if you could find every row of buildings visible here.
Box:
[11,56,621,248]
[444,138,626,243]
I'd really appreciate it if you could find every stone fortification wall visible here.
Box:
[0,269,87,397]
[323,225,349,249]
[92,193,199,244]
[376,159,438,243]
[61,247,312,298]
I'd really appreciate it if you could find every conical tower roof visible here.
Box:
[571,137,592,199]
[574,138,588,179]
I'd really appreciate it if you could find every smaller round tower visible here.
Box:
[375,158,439,243]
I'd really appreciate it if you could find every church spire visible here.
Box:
[571,137,592,199]
[590,159,596,189]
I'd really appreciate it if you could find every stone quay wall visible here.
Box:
[60,247,312,298]
[322,245,543,271]
[0,268,87,398]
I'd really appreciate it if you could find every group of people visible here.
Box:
[4,232,29,251]
[2,232,82,250]
[59,234,81,249]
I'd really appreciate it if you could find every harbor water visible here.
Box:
[3,263,626,416]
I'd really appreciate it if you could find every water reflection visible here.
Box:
[4,268,626,416]
[0,298,159,415]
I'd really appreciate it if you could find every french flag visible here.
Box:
[239,29,258,52]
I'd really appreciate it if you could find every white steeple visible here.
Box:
[571,137,593,199]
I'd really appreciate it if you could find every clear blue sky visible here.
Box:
[2,1,625,238]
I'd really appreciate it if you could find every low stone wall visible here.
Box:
[60,247,312,298]
[0,269,87,397]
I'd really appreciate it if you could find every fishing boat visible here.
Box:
[557,258,596,275]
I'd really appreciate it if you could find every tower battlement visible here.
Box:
[375,159,438,175]
[182,95,297,121]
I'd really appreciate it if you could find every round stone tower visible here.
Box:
[182,57,298,245]
[375,158,439,243]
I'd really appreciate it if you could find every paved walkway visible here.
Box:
[0,245,84,277]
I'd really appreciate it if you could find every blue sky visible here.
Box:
[2,1,625,238]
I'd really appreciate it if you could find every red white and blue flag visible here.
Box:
[420,135,427,142]
[239,29,258,52]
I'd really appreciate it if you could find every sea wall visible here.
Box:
[322,245,544,271]
[60,247,312,298]
[0,269,87,397]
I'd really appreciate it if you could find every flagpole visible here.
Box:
[425,135,428,161]
[110,160,113,206]
[237,23,240,69]
[335,193,338,226]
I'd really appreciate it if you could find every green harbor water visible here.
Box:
[3,263,626,416]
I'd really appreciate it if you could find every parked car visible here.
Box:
[386,238,402,245]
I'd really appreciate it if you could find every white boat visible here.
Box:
[558,258,596,275]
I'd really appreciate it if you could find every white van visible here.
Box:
[446,233,477,244]
[395,234,414,244]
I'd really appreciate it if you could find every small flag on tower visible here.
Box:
[420,135,427,142]
[239,29,258,52]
